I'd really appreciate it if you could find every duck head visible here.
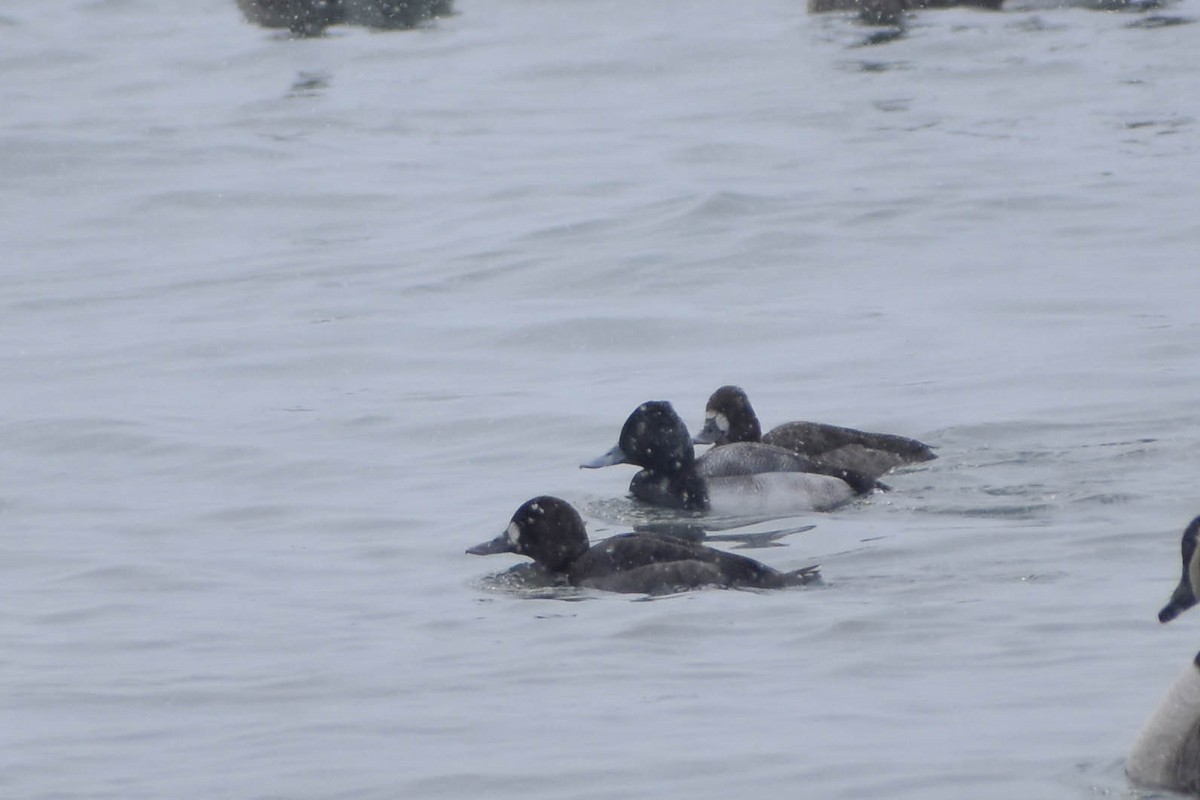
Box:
[581,400,696,475]
[467,496,591,573]
[1159,516,1200,624]
[693,385,763,446]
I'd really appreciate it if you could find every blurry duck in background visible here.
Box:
[808,0,1000,26]
[582,401,876,516]
[809,0,1174,35]
[1127,516,1200,795]
[235,0,453,36]
[694,385,935,481]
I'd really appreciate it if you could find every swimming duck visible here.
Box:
[467,496,820,594]
[693,385,936,479]
[235,0,453,36]
[807,0,1002,28]
[1126,516,1200,795]
[694,441,813,479]
[582,401,868,514]
[694,440,884,494]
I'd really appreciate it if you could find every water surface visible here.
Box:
[3,1,1200,798]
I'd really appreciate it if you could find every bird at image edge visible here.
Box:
[1127,516,1200,796]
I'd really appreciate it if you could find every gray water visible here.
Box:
[4,1,1200,798]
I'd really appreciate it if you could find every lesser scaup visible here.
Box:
[236,0,453,36]
[581,400,869,514]
[807,0,1001,28]
[1127,516,1200,795]
[695,440,885,495]
[467,496,820,594]
[694,385,936,479]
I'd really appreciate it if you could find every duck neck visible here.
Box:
[1128,656,1200,795]
[730,413,762,443]
[629,466,710,511]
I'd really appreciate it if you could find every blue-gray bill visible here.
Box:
[467,532,515,556]
[691,418,720,445]
[580,444,630,469]
[1159,578,1197,623]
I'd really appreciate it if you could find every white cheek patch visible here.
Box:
[507,521,521,547]
[714,413,729,433]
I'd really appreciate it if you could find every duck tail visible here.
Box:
[815,465,886,495]
[784,564,822,587]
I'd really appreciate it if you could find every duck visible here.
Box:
[235,0,453,36]
[467,496,820,594]
[694,440,884,495]
[693,385,936,479]
[807,0,1002,28]
[1126,516,1200,795]
[581,400,871,514]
